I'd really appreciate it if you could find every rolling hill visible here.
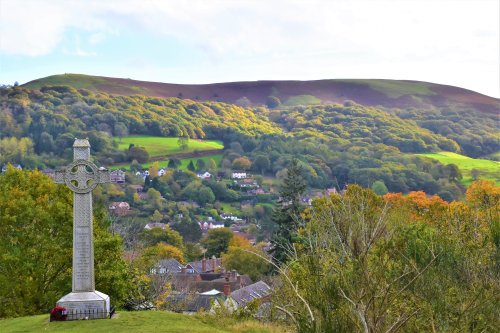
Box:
[23,74,499,113]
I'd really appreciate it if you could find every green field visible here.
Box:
[0,311,283,333]
[284,95,321,106]
[338,79,436,98]
[417,152,500,186]
[116,136,223,158]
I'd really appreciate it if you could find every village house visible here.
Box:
[158,168,166,177]
[144,222,167,230]
[231,171,247,179]
[220,213,240,221]
[110,169,126,183]
[248,188,266,195]
[150,258,184,275]
[224,281,272,311]
[108,201,130,216]
[199,220,225,231]
[1,163,22,173]
[196,171,212,180]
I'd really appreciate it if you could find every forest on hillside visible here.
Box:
[0,85,498,199]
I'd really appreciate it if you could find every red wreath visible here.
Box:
[50,306,68,321]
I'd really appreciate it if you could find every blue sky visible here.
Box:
[1,0,499,97]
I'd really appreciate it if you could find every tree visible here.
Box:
[371,180,389,195]
[266,95,281,108]
[187,160,196,172]
[271,184,500,332]
[140,242,185,267]
[198,186,215,205]
[445,163,462,182]
[168,158,181,169]
[147,188,163,210]
[130,159,142,172]
[202,228,234,257]
[128,146,149,163]
[171,219,202,243]
[0,168,132,317]
[270,159,306,265]
[184,242,204,262]
[222,242,270,281]
[149,161,160,178]
[140,225,183,248]
[235,96,252,107]
[253,155,270,174]
[232,157,252,170]
[177,135,189,151]
[114,122,128,141]
[150,210,163,223]
[208,159,217,173]
[196,159,206,172]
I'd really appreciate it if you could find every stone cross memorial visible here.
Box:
[54,138,111,319]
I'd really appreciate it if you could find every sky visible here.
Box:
[0,0,499,97]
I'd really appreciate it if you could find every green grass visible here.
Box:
[116,136,223,158]
[220,202,241,215]
[417,152,500,186]
[284,95,321,106]
[338,79,436,98]
[0,311,284,333]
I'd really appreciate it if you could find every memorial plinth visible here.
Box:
[54,139,111,319]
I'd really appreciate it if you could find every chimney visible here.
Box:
[237,274,241,287]
[212,255,217,272]
[231,270,237,281]
[223,276,231,296]
[202,258,207,272]
[181,267,186,274]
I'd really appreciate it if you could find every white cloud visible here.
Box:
[0,0,498,96]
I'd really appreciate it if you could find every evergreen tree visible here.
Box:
[187,160,195,172]
[270,159,306,266]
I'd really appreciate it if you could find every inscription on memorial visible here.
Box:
[74,227,92,289]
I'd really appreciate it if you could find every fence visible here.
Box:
[50,306,115,321]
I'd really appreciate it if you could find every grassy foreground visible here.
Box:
[116,136,223,157]
[417,152,500,186]
[0,311,285,333]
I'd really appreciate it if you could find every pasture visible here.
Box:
[417,152,500,186]
[115,136,223,158]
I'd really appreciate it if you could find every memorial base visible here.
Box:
[56,291,110,320]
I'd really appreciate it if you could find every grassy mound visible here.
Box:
[417,152,500,186]
[0,311,284,333]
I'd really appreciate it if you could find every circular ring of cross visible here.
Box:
[65,159,100,194]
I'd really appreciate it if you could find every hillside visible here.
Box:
[0,311,285,333]
[23,74,499,113]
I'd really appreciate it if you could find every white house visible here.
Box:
[221,213,239,221]
[231,171,247,179]
[197,171,212,179]
[158,168,166,177]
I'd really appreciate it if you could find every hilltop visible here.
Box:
[23,74,499,113]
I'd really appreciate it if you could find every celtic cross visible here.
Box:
[54,139,110,292]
